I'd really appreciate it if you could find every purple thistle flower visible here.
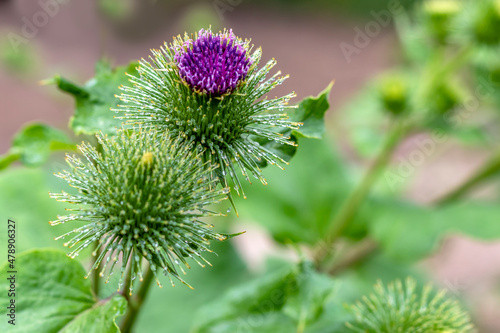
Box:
[174,29,252,96]
[117,27,299,203]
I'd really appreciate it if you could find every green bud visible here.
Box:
[347,277,475,332]
[491,65,500,85]
[473,0,500,45]
[379,75,409,115]
[50,129,233,293]
[428,81,464,115]
[422,0,462,44]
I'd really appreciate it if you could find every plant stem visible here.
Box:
[435,151,500,205]
[326,239,378,275]
[315,120,407,265]
[438,45,473,80]
[120,265,155,333]
[316,46,473,273]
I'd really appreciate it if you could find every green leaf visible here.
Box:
[291,82,333,139]
[368,200,438,262]
[0,123,75,170]
[191,261,345,333]
[282,263,338,329]
[256,83,332,165]
[368,199,500,262]
[235,137,358,245]
[0,167,81,254]
[0,249,126,333]
[60,295,126,333]
[48,60,138,135]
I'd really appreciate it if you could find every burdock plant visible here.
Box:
[115,28,300,202]
[50,129,232,294]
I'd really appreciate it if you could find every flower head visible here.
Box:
[174,29,252,96]
[347,278,475,333]
[50,129,231,293]
[115,28,300,202]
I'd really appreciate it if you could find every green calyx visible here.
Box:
[379,75,409,115]
[50,128,232,293]
[115,32,300,200]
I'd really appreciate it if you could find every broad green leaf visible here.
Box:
[193,263,344,333]
[0,249,124,333]
[0,167,80,254]
[60,295,126,333]
[368,199,500,262]
[368,201,438,262]
[257,83,332,165]
[132,240,250,333]
[291,82,333,139]
[234,137,360,245]
[48,60,138,135]
[190,253,420,333]
[282,263,338,329]
[191,261,343,333]
[0,123,75,170]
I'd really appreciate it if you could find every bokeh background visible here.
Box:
[1,0,500,331]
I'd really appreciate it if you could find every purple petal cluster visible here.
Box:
[174,29,252,96]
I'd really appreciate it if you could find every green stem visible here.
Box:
[317,46,473,273]
[438,45,472,79]
[436,151,500,205]
[296,308,307,333]
[315,120,407,265]
[120,265,155,333]
[326,238,378,275]
[0,152,20,171]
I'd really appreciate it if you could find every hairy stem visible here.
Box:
[326,239,378,275]
[317,46,473,273]
[315,120,407,266]
[120,265,154,333]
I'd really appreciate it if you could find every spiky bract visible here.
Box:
[115,28,299,199]
[346,278,475,333]
[50,129,229,293]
